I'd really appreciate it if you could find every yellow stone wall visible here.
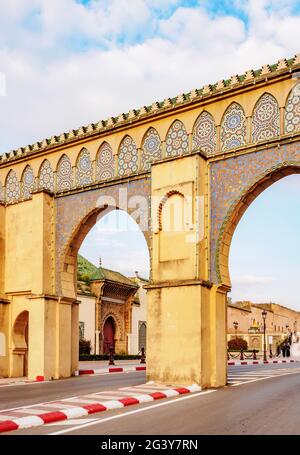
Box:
[0,59,299,385]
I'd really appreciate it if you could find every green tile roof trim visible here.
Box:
[77,254,138,288]
[1,53,299,162]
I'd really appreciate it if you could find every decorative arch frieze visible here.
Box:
[38,159,54,192]
[56,154,73,192]
[252,93,280,142]
[96,142,115,181]
[166,120,189,157]
[192,111,216,155]
[221,102,246,151]
[5,170,20,203]
[141,127,162,171]
[118,136,138,177]
[21,165,35,199]
[76,148,93,187]
[285,82,300,134]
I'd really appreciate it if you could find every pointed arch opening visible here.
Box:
[12,310,29,377]
[61,204,150,356]
[216,164,300,288]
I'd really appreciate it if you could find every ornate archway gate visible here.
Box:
[0,54,300,387]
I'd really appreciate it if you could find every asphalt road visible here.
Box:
[53,363,300,436]
[2,362,300,435]
[0,371,146,411]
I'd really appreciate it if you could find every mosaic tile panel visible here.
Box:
[252,93,280,142]
[39,159,54,192]
[221,102,246,151]
[0,182,4,202]
[76,148,93,187]
[21,165,35,199]
[285,82,300,134]
[5,170,20,203]
[55,177,151,295]
[118,136,138,177]
[210,141,300,284]
[192,111,216,155]
[57,154,73,192]
[166,120,189,157]
[96,142,115,181]
[141,128,162,171]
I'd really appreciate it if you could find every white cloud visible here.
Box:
[232,274,275,285]
[0,0,300,154]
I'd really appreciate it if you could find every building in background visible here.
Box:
[128,274,148,355]
[227,301,300,352]
[77,255,148,355]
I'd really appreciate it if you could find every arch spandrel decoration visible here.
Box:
[55,177,151,295]
[5,170,20,203]
[252,93,280,142]
[96,142,115,181]
[21,165,35,200]
[76,148,93,187]
[0,181,4,202]
[285,82,300,134]
[210,141,300,285]
[39,159,54,192]
[141,128,162,171]
[221,102,246,151]
[118,136,138,177]
[166,120,189,157]
[192,111,216,155]
[57,154,73,192]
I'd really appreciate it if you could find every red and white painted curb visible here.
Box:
[78,365,146,375]
[228,359,299,366]
[0,384,201,434]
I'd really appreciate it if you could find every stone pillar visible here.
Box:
[0,299,10,377]
[71,301,79,375]
[147,152,227,388]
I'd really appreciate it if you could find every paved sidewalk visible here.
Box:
[228,357,299,366]
[79,360,142,370]
[0,377,46,387]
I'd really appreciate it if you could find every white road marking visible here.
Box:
[48,418,98,426]
[50,390,216,435]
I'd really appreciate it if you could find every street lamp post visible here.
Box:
[233,321,239,339]
[262,310,267,362]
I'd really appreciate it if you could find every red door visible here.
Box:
[103,317,115,354]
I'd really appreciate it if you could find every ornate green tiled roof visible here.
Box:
[77,254,138,288]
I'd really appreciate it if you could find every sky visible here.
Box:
[1,0,300,308]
